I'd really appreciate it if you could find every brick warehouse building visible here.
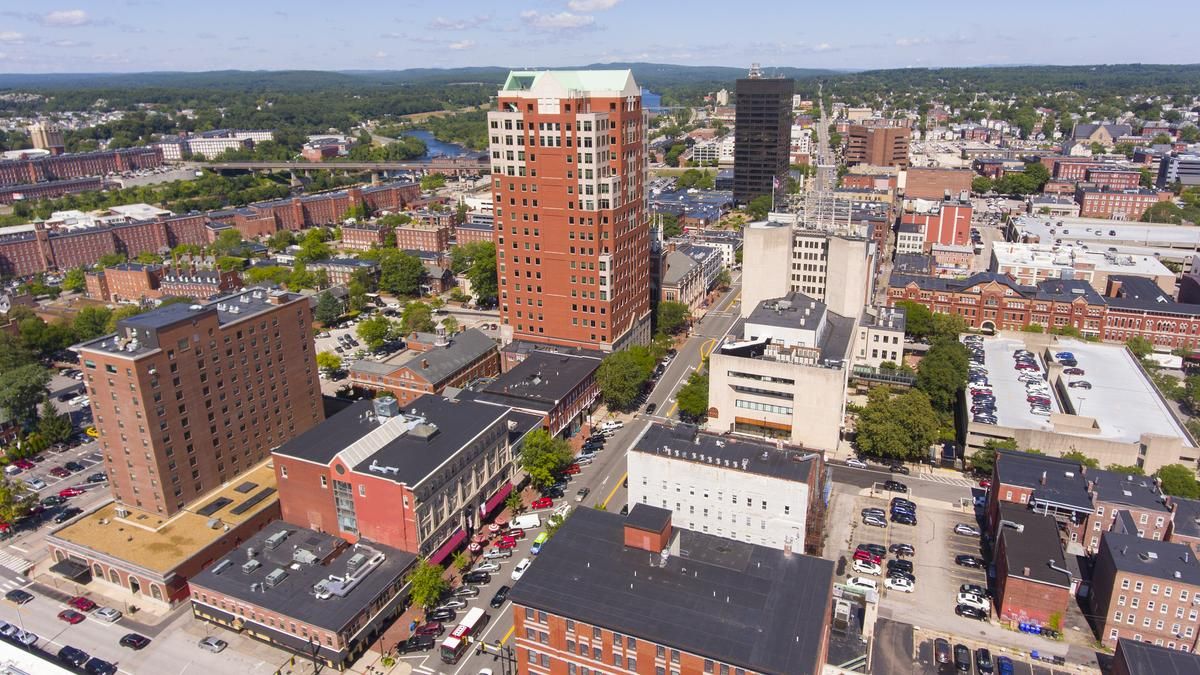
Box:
[272,395,541,563]
[1075,187,1171,221]
[992,503,1073,628]
[508,505,834,675]
[904,167,972,200]
[0,146,163,186]
[348,329,499,405]
[75,287,324,516]
[488,70,652,352]
[901,199,973,248]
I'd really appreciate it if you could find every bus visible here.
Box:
[531,532,550,555]
[440,607,490,664]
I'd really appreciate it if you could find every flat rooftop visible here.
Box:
[975,337,1191,446]
[190,522,414,633]
[475,350,601,409]
[991,241,1173,278]
[1101,530,1200,585]
[1168,497,1200,541]
[349,329,495,385]
[633,423,818,483]
[49,461,280,575]
[997,503,1071,588]
[510,508,834,675]
[1013,214,1200,249]
[1115,639,1200,675]
[1090,469,1170,513]
[746,293,828,332]
[995,450,1092,513]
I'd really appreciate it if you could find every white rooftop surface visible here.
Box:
[991,242,1174,277]
[1055,339,1193,447]
[1013,215,1200,247]
[978,337,1060,430]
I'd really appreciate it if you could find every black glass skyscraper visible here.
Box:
[733,75,793,205]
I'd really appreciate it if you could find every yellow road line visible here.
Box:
[600,471,627,509]
[500,625,515,644]
[700,338,716,359]
[664,400,679,418]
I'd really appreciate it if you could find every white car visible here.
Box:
[845,576,877,592]
[13,629,36,647]
[954,523,981,537]
[885,577,914,593]
[846,458,868,469]
[95,606,122,622]
[0,622,17,638]
[852,560,881,576]
[511,557,531,581]
[598,421,623,431]
[956,592,989,611]
[473,561,501,573]
[436,599,467,611]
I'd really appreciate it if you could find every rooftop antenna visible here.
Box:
[748,63,762,79]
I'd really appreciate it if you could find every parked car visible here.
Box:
[882,480,908,493]
[94,607,121,622]
[450,586,480,599]
[198,636,228,653]
[886,559,913,574]
[57,646,90,667]
[890,512,917,526]
[473,561,501,574]
[845,458,867,469]
[934,638,951,665]
[975,648,994,674]
[54,507,83,524]
[5,589,33,605]
[483,547,511,560]
[86,473,107,484]
[24,478,46,491]
[575,487,590,502]
[853,549,881,564]
[119,633,151,650]
[64,461,85,473]
[50,467,71,478]
[11,629,36,647]
[427,607,456,622]
[84,657,118,675]
[960,583,987,597]
[511,558,531,581]
[490,585,511,608]
[955,554,985,568]
[58,487,85,498]
[435,599,467,612]
[889,543,915,557]
[531,497,553,509]
[996,655,1015,675]
[1063,367,1085,375]
[954,643,972,672]
[856,543,887,558]
[884,576,914,592]
[954,523,981,537]
[57,609,85,624]
[844,577,877,593]
[462,571,492,585]
[414,621,444,637]
[1069,381,1092,389]
[956,604,987,620]
[41,495,66,507]
[852,559,881,576]
[398,634,435,654]
[861,507,886,519]
[495,536,518,550]
[862,514,887,528]
[68,596,97,612]
[561,464,582,476]
[957,592,990,611]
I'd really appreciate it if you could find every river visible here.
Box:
[399,129,481,160]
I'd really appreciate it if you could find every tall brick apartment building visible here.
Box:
[75,287,324,516]
[488,70,652,351]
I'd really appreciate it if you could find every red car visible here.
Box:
[853,549,882,564]
[68,596,97,612]
[50,466,71,478]
[59,487,85,498]
[414,621,444,637]
[1015,363,1039,371]
[978,479,992,488]
[507,528,526,540]
[57,609,85,624]
[14,459,34,470]
[496,536,518,549]
[531,497,553,509]
[561,464,582,476]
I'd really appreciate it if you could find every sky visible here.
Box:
[0,0,1197,74]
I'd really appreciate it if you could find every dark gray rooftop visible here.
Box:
[273,396,513,487]
[1107,274,1200,317]
[1101,530,1200,585]
[997,503,1071,588]
[509,508,834,675]
[634,423,818,483]
[746,293,828,332]
[477,350,600,407]
[190,522,414,634]
[995,450,1093,512]
[1091,469,1169,513]
[1169,497,1200,540]
[349,329,496,386]
[624,503,672,534]
[1116,635,1200,675]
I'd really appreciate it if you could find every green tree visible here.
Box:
[596,346,655,411]
[676,371,709,421]
[659,212,682,239]
[1060,449,1100,468]
[401,301,435,333]
[0,364,51,429]
[519,429,574,489]
[209,229,244,257]
[441,315,459,334]
[451,550,471,573]
[1155,464,1200,498]
[37,399,73,444]
[375,250,426,297]
[73,306,113,340]
[916,340,969,412]
[97,253,127,268]
[420,173,447,191]
[894,300,934,339]
[1126,336,1154,359]
[968,438,1018,475]
[656,301,690,336]
[463,243,498,304]
[0,479,34,524]
[746,195,772,221]
[504,491,524,515]
[266,230,296,252]
[296,229,332,263]
[1141,201,1184,224]
[104,304,144,333]
[315,351,342,375]
[1105,464,1145,476]
[61,268,86,293]
[407,559,449,610]
[854,387,940,460]
[313,292,343,326]
[356,315,394,350]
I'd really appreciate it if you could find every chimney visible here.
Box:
[1023,566,1031,576]
[421,359,429,369]
[1108,279,1123,298]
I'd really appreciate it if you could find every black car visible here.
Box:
[883,480,908,493]
[119,633,151,650]
[462,571,491,585]
[41,495,66,507]
[54,507,83,524]
[86,473,107,483]
[64,461,86,472]
[490,585,511,608]
[397,635,434,654]
[5,589,33,605]
[887,569,915,583]
[427,607,456,622]
[886,559,913,573]
[934,638,951,665]
[84,657,118,675]
[956,604,988,620]
[890,496,914,506]
[960,583,987,597]
[1059,358,1078,367]
[645,403,657,414]
[976,647,994,674]
[888,463,910,475]
[856,543,887,558]
[58,646,90,667]
[891,512,917,525]
[953,643,971,672]
[955,554,985,568]
[889,543,915,557]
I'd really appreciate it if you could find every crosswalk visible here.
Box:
[0,550,33,575]
[916,473,978,488]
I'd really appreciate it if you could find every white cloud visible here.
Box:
[812,42,832,52]
[567,0,620,10]
[895,37,929,47]
[49,39,88,47]
[519,10,595,31]
[43,9,90,26]
[448,39,475,50]
[374,50,388,59]
[429,15,489,30]
[0,31,24,44]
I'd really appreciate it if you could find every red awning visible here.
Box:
[428,528,467,565]
[481,481,514,517]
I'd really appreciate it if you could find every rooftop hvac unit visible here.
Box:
[264,530,289,550]
[264,568,289,588]
[241,559,261,574]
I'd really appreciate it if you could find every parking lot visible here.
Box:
[915,636,1072,675]
[977,336,1059,429]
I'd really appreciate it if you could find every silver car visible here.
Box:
[198,636,228,653]
[473,561,501,573]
